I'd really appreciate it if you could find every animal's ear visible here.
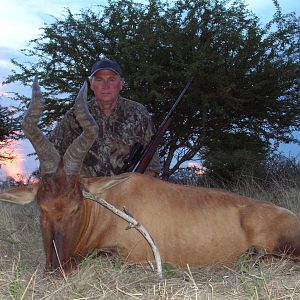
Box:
[0,184,38,205]
[81,174,130,195]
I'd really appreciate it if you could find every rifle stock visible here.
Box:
[132,78,193,174]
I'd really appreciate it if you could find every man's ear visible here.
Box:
[0,184,38,205]
[89,77,94,92]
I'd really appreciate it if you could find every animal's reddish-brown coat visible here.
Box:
[1,168,300,272]
[73,173,300,266]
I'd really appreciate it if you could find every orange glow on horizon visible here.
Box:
[188,162,206,175]
[0,140,26,181]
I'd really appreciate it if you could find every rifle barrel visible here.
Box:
[132,78,194,173]
[163,78,194,122]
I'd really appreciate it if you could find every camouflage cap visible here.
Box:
[90,59,123,77]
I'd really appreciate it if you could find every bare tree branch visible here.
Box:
[82,190,163,278]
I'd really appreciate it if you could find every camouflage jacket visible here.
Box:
[49,96,161,177]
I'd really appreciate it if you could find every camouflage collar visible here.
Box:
[89,96,125,117]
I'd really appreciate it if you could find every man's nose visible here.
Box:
[102,80,110,89]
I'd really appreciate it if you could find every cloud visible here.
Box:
[0,2,44,50]
[0,0,107,82]
[0,47,27,82]
[0,47,23,63]
[0,0,106,52]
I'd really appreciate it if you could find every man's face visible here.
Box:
[90,69,124,108]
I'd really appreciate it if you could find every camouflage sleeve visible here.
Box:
[48,109,82,156]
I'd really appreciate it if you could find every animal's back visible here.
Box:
[87,174,268,265]
[81,173,300,266]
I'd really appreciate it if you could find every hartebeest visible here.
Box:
[0,78,300,274]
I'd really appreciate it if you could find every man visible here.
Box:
[49,59,160,177]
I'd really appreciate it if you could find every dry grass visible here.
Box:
[0,179,300,299]
[226,177,300,219]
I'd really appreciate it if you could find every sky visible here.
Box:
[0,0,299,180]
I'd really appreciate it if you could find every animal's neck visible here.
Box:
[74,199,109,256]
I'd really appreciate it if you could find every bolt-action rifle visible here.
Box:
[119,78,193,174]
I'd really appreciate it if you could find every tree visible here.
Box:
[202,132,269,183]
[4,0,300,179]
[0,105,21,165]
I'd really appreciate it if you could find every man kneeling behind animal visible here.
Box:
[0,77,299,274]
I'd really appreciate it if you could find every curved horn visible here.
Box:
[22,76,60,175]
[63,81,99,175]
